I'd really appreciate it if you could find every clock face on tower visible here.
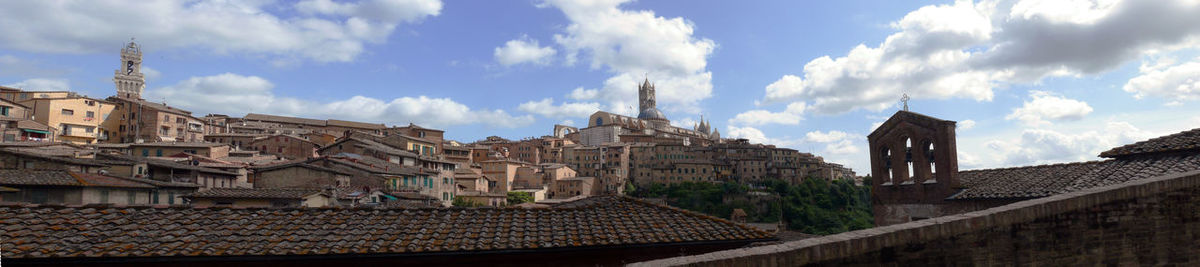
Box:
[126,61,134,75]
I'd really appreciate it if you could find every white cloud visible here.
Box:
[536,0,715,114]
[760,0,1200,115]
[1005,90,1093,126]
[729,102,806,126]
[494,36,557,66]
[725,126,786,146]
[4,78,70,91]
[146,73,532,129]
[805,130,848,143]
[0,0,442,63]
[985,121,1153,166]
[825,139,860,155]
[1124,56,1200,102]
[958,119,976,130]
[141,66,162,82]
[517,98,600,118]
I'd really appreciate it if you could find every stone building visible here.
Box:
[203,133,264,150]
[383,123,444,155]
[0,97,53,142]
[481,158,531,194]
[22,95,118,144]
[129,142,230,159]
[869,110,1200,226]
[249,162,353,189]
[550,176,595,199]
[247,134,319,160]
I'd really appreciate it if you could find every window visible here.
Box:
[99,190,110,203]
[142,149,149,157]
[85,100,95,106]
[156,149,162,157]
[152,191,159,204]
[86,111,95,118]
[0,106,9,116]
[61,109,74,116]
[168,192,175,204]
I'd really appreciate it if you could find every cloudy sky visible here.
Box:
[3,0,1200,173]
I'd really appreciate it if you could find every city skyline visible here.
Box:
[3,0,1200,174]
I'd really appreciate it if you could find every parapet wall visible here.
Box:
[632,170,1200,266]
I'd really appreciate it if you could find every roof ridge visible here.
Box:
[959,159,1112,173]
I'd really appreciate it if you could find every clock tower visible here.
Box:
[114,38,145,100]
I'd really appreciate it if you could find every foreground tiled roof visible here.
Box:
[0,196,771,260]
[951,153,1200,200]
[185,188,324,200]
[1099,127,1200,158]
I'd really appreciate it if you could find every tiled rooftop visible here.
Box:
[0,170,163,189]
[0,169,82,186]
[1099,127,1200,158]
[185,188,325,199]
[0,196,771,259]
[951,153,1200,200]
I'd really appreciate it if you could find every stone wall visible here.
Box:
[631,170,1200,266]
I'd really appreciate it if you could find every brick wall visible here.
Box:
[632,170,1200,266]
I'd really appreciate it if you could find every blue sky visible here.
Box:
[3,0,1200,173]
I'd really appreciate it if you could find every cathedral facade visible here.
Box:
[579,79,719,146]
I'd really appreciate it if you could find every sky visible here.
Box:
[2,0,1200,174]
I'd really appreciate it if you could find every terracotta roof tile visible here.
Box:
[1099,127,1200,158]
[951,153,1200,200]
[185,188,325,200]
[0,196,770,259]
[0,169,82,186]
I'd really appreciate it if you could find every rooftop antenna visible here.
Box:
[900,93,910,111]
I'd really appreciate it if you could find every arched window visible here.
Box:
[905,138,914,183]
[924,140,936,183]
[595,117,603,126]
[880,146,892,184]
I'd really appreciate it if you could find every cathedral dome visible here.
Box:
[638,107,668,121]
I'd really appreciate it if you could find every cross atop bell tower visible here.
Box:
[114,38,145,100]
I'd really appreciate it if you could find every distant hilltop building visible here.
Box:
[580,78,720,146]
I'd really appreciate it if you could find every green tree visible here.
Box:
[632,178,874,235]
[452,196,483,207]
[506,191,534,205]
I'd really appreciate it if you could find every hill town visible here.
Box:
[6,1,1200,265]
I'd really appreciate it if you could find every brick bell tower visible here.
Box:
[867,109,961,226]
[114,38,145,100]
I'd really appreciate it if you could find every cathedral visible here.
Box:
[579,78,720,146]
